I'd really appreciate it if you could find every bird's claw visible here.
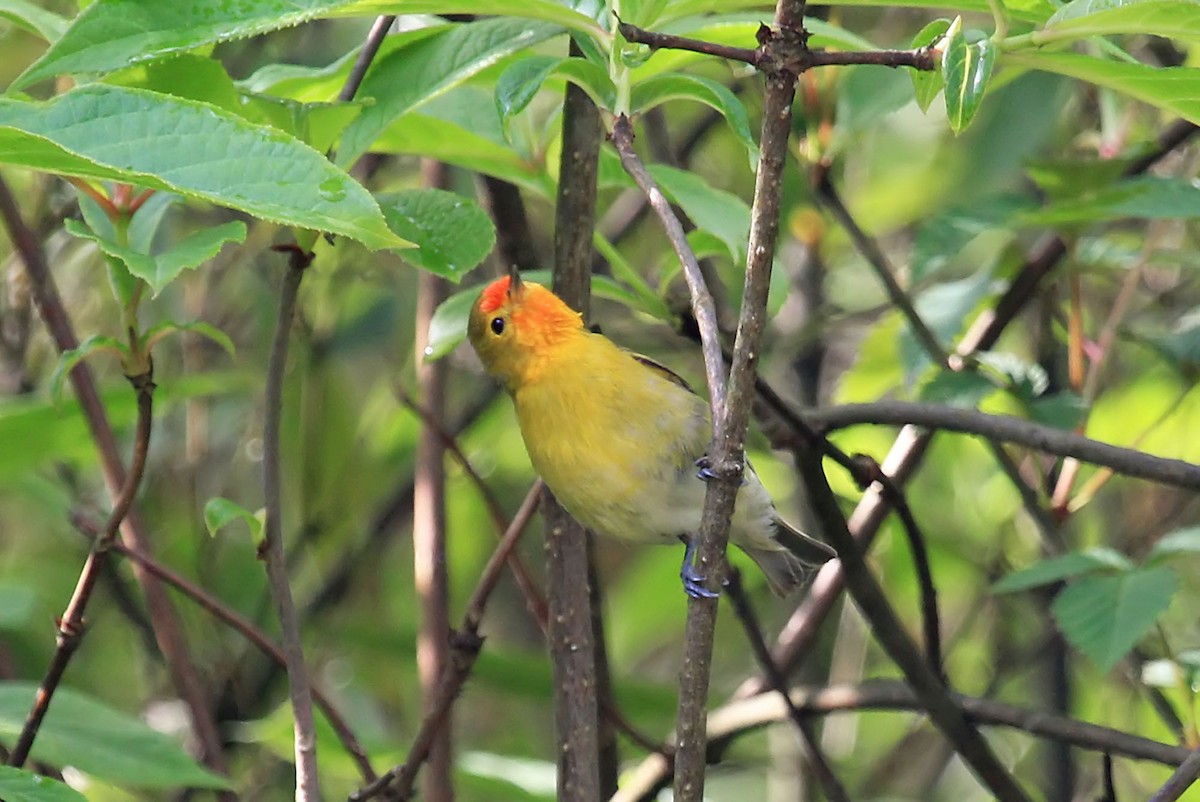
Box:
[680,537,723,598]
[694,456,719,482]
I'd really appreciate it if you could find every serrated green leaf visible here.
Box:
[48,335,130,408]
[1148,526,1200,561]
[426,271,654,361]
[631,73,757,164]
[1036,0,1200,45]
[994,547,1134,593]
[0,683,231,789]
[942,23,997,133]
[0,767,86,802]
[143,321,237,360]
[909,19,951,113]
[338,18,564,167]
[203,497,265,543]
[1009,51,1200,126]
[379,189,496,281]
[1052,566,1178,671]
[647,164,751,265]
[0,85,405,249]
[0,0,68,42]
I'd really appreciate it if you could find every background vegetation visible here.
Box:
[0,0,1198,800]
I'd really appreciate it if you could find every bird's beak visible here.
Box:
[508,263,523,296]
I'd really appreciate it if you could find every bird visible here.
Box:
[466,270,835,597]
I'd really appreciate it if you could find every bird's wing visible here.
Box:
[628,351,697,394]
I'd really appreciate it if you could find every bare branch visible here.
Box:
[262,244,319,800]
[1149,749,1200,802]
[350,482,544,802]
[803,401,1200,490]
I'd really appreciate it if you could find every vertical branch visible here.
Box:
[412,159,454,802]
[673,7,805,800]
[0,175,230,785]
[546,40,611,802]
[263,245,320,801]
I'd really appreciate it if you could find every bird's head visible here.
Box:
[467,272,584,391]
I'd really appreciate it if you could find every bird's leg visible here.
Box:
[678,534,720,599]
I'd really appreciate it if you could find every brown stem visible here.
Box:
[71,512,378,783]
[349,482,544,802]
[8,370,154,768]
[1149,748,1200,802]
[413,158,454,802]
[262,244,320,800]
[801,401,1200,490]
[724,570,851,802]
[339,16,395,103]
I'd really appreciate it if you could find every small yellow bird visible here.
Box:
[467,272,834,597]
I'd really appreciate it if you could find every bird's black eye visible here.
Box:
[490,317,505,335]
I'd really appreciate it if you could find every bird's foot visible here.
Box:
[695,455,747,485]
[679,537,722,599]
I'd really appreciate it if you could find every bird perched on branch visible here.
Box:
[467,270,834,597]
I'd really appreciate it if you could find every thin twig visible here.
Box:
[0,175,230,782]
[1148,749,1200,802]
[338,16,395,103]
[263,244,319,801]
[801,401,1200,490]
[725,570,851,802]
[611,114,727,424]
[617,20,936,72]
[350,482,543,802]
[812,163,951,370]
[70,512,378,783]
[8,370,154,768]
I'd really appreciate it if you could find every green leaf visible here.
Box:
[1021,176,1200,226]
[0,767,86,802]
[0,584,35,629]
[976,351,1049,399]
[1028,391,1088,430]
[68,219,246,297]
[993,547,1134,593]
[1009,51,1200,126]
[425,271,654,361]
[918,369,998,406]
[631,73,757,164]
[0,85,405,249]
[0,0,69,42]
[941,20,997,133]
[662,0,1053,23]
[1148,526,1200,561]
[647,164,751,265]
[494,56,616,123]
[48,335,131,408]
[900,269,994,378]
[142,321,237,360]
[911,194,1033,282]
[0,682,231,789]
[909,19,951,113]
[1036,0,1200,46]
[1052,566,1178,671]
[337,18,564,167]
[203,497,265,544]
[378,189,496,281]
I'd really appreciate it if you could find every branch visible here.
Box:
[338,16,395,102]
[8,370,154,768]
[1149,749,1200,802]
[794,449,1031,801]
[617,20,936,72]
[812,163,951,370]
[547,41,616,800]
[263,244,319,800]
[71,512,378,783]
[725,571,850,802]
[803,401,1200,491]
[0,175,230,782]
[350,482,543,802]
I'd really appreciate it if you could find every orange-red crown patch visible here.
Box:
[477,275,513,316]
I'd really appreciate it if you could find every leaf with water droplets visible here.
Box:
[378,189,496,281]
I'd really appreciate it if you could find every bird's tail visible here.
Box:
[741,519,836,596]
